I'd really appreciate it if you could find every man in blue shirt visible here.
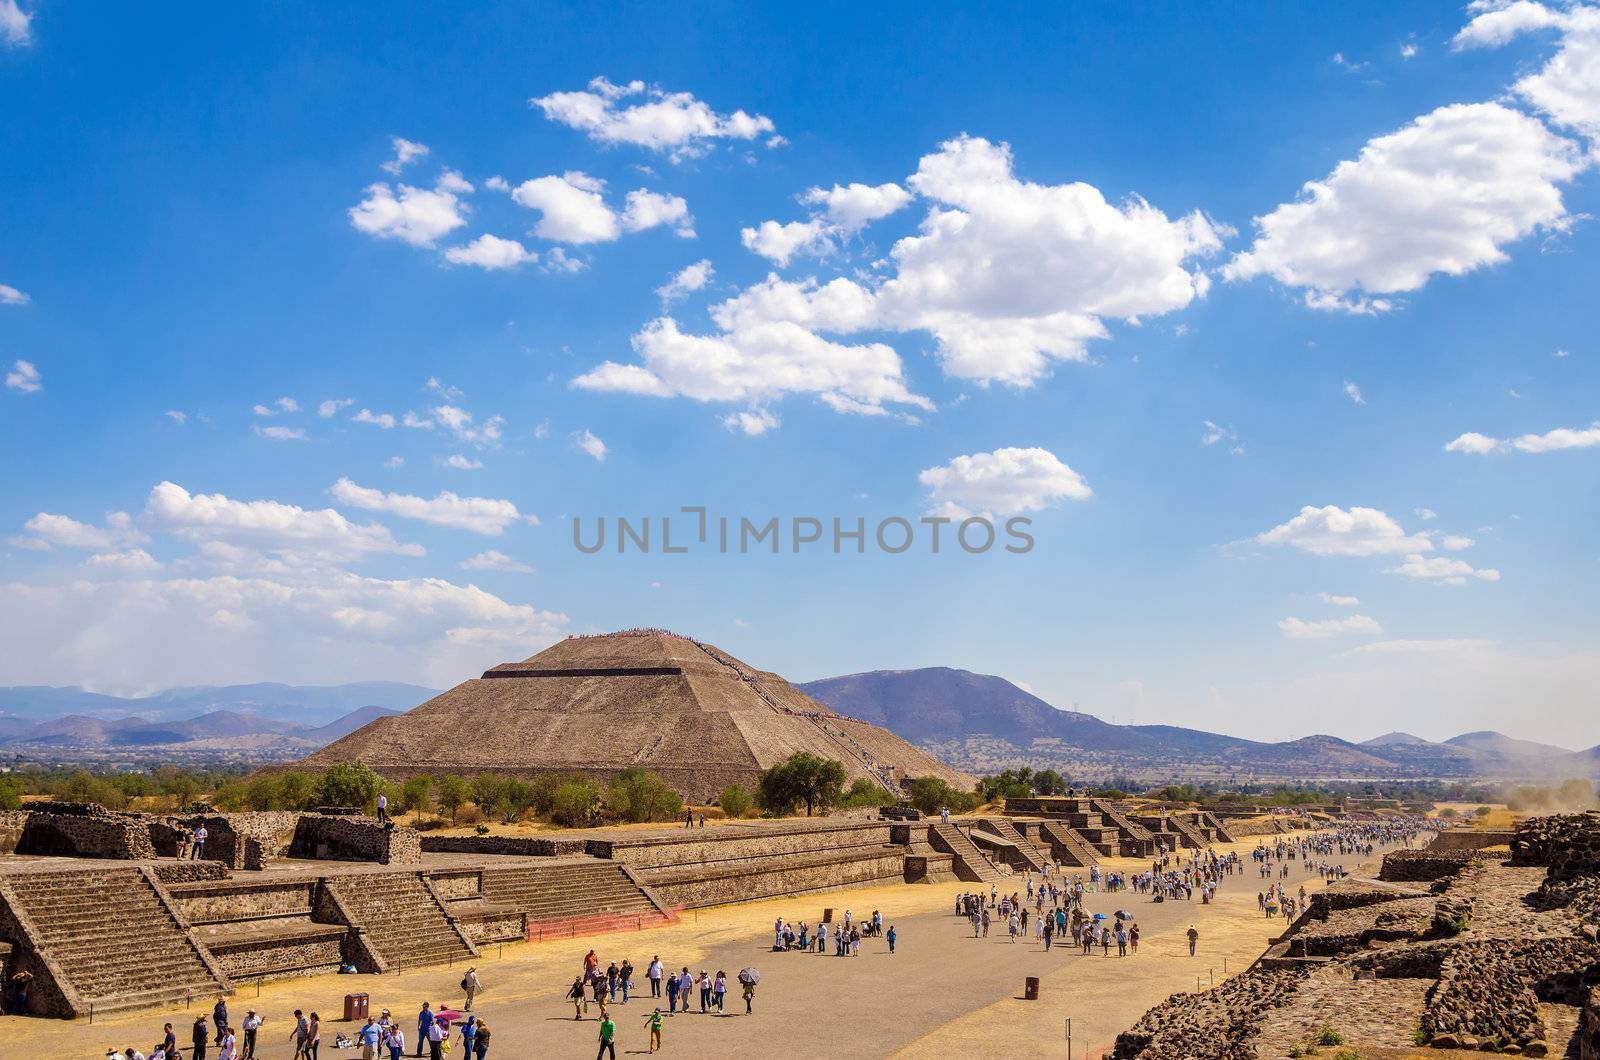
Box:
[415,1003,432,1058]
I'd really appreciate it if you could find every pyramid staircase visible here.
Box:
[1166,815,1212,850]
[1037,821,1101,868]
[1201,812,1239,843]
[1095,801,1157,854]
[0,868,229,1017]
[482,862,669,934]
[928,824,1005,883]
[974,819,1048,873]
[327,872,476,969]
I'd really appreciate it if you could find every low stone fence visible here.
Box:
[154,862,230,884]
[289,815,421,865]
[420,835,586,857]
[1378,848,1474,883]
[1429,827,1516,853]
[591,821,894,869]
[1111,964,1310,1059]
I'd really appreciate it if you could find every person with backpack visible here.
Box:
[462,968,481,1012]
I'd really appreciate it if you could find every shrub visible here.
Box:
[605,769,682,824]
[548,780,601,828]
[1313,1023,1344,1047]
[316,762,383,811]
[474,823,491,836]
[839,778,895,808]
[718,785,754,818]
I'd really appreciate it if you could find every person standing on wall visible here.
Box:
[376,793,389,824]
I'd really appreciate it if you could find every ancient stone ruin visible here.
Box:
[296,629,975,801]
[1113,813,1600,1058]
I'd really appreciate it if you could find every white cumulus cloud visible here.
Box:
[444,233,538,270]
[531,77,776,160]
[144,481,422,561]
[1446,422,1600,453]
[460,549,533,573]
[657,259,714,302]
[1387,553,1501,584]
[1257,505,1434,557]
[349,172,472,247]
[1224,103,1585,312]
[918,447,1092,519]
[576,429,607,461]
[5,359,40,393]
[330,477,519,535]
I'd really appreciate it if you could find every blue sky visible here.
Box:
[2,2,1597,745]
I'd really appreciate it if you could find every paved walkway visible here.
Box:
[0,830,1406,1059]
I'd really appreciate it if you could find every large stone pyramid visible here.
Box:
[299,629,974,801]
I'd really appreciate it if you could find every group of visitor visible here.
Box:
[560,945,760,1055]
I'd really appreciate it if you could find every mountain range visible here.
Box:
[4,671,1595,783]
[0,683,432,762]
[798,667,1600,783]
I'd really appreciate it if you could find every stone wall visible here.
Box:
[592,821,893,869]
[184,812,302,870]
[1429,827,1517,852]
[1422,937,1600,1051]
[420,834,587,857]
[1111,965,1310,1059]
[153,862,230,884]
[289,815,421,864]
[1378,848,1473,883]
[0,811,30,855]
[171,879,320,923]
[205,927,345,983]
[643,848,906,908]
[14,803,157,860]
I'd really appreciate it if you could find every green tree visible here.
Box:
[906,776,976,815]
[976,768,1035,803]
[0,776,22,811]
[1472,805,1492,818]
[839,778,894,807]
[501,778,536,823]
[471,773,509,821]
[1033,769,1068,796]
[605,769,683,823]
[400,775,435,817]
[1439,807,1459,818]
[278,771,316,811]
[548,780,601,827]
[316,762,383,811]
[757,753,847,817]
[718,785,754,818]
[437,774,468,824]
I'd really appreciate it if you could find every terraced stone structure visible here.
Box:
[299,629,975,801]
[1113,813,1600,1058]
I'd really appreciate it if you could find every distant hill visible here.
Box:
[799,667,1600,782]
[0,682,435,725]
[0,684,424,762]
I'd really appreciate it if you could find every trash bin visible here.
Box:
[1023,976,1040,1001]
[343,992,369,1021]
[822,907,833,923]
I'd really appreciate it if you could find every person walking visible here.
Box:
[241,1011,262,1060]
[568,977,587,1020]
[191,823,208,860]
[219,1025,237,1060]
[644,1009,663,1053]
[471,1019,490,1060]
[425,1014,444,1060]
[307,1013,321,1060]
[596,1013,617,1060]
[383,1022,405,1060]
[886,925,897,955]
[462,967,481,1012]
[713,971,726,1011]
[213,999,229,1045]
[359,1018,382,1060]
[1187,925,1199,957]
[414,1005,432,1058]
[647,956,663,998]
[192,1016,210,1060]
[619,959,634,1004]
[291,1010,310,1060]
[664,968,679,1014]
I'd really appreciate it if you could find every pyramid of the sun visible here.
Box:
[300,629,974,801]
